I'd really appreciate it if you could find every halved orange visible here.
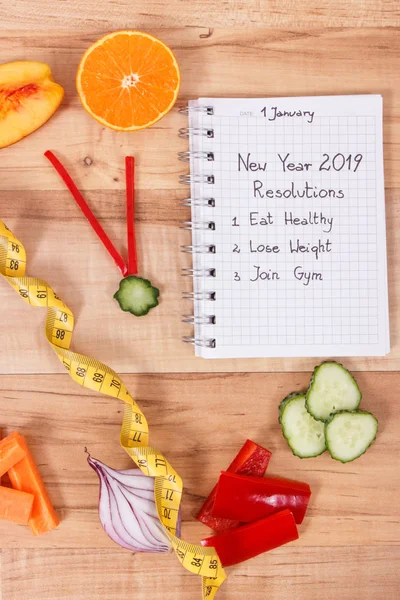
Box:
[76,31,180,131]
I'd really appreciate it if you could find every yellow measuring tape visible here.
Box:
[0,220,226,599]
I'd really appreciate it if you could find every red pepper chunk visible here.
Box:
[224,440,272,477]
[196,440,272,533]
[212,471,311,525]
[201,509,298,567]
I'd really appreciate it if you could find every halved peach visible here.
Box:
[0,61,64,149]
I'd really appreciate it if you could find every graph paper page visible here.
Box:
[189,95,389,358]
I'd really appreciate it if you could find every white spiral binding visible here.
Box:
[182,314,216,325]
[182,291,216,301]
[178,151,214,162]
[181,244,216,254]
[180,221,215,231]
[180,198,215,207]
[181,267,216,277]
[179,104,216,349]
[178,105,214,116]
[178,127,214,139]
[182,336,216,348]
[179,174,215,185]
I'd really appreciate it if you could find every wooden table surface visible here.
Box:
[1,2,400,599]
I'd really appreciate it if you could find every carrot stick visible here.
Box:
[0,429,11,487]
[1,472,12,488]
[0,486,34,525]
[0,432,26,477]
[7,433,59,536]
[125,156,138,275]
[44,150,128,277]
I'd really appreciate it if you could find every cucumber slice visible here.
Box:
[278,392,300,422]
[113,276,159,317]
[306,361,361,422]
[325,410,378,463]
[279,393,326,458]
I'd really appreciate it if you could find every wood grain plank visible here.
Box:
[0,187,398,374]
[1,1,400,30]
[0,27,398,373]
[1,29,400,190]
[2,546,400,600]
[1,6,399,600]
[0,372,398,549]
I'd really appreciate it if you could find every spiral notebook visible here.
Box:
[179,95,389,359]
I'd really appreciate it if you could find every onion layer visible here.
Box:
[87,453,172,553]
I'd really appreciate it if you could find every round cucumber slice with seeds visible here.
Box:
[278,392,300,422]
[306,361,361,422]
[113,276,159,317]
[279,393,326,458]
[325,410,378,463]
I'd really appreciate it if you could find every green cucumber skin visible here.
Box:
[325,409,378,463]
[305,361,362,422]
[280,393,327,459]
[113,276,160,317]
[278,392,304,424]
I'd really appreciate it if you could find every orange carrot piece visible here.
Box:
[7,433,59,535]
[0,428,13,488]
[1,472,12,488]
[0,432,26,477]
[0,486,34,525]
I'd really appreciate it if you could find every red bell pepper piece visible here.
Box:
[44,151,128,276]
[125,156,138,276]
[212,471,311,525]
[223,440,272,477]
[196,440,272,532]
[201,509,298,567]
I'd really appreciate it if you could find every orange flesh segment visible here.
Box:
[0,432,27,477]
[77,31,180,130]
[7,433,59,536]
[0,486,34,525]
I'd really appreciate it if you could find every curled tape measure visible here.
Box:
[0,220,226,599]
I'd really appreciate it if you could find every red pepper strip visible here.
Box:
[44,151,128,277]
[201,509,298,567]
[197,440,272,533]
[225,440,272,477]
[212,471,311,525]
[125,156,138,275]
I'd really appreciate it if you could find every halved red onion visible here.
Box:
[87,453,173,553]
